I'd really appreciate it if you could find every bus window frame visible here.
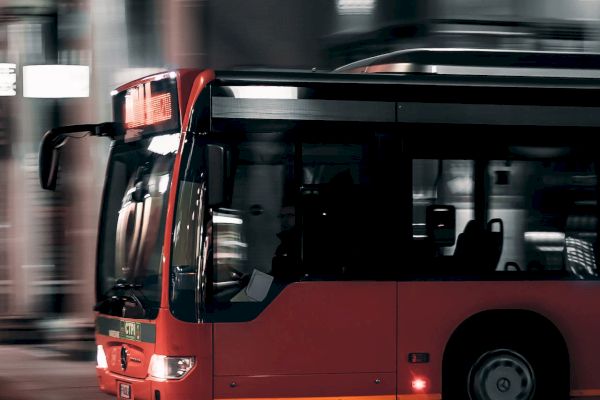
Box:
[171,77,600,322]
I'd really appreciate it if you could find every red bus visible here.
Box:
[39,49,600,400]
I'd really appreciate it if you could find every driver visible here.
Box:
[271,205,302,281]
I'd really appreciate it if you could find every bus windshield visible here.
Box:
[96,134,177,319]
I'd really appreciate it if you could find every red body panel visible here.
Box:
[95,314,156,397]
[214,281,397,398]
[153,309,213,400]
[214,373,396,399]
[96,278,600,399]
[396,281,600,396]
[96,310,213,400]
[175,69,204,127]
[181,69,215,131]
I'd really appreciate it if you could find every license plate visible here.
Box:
[119,382,131,399]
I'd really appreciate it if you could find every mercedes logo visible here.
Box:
[120,345,128,370]
[496,377,511,393]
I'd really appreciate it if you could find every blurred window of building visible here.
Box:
[336,0,376,15]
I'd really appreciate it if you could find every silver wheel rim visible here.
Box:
[468,349,536,400]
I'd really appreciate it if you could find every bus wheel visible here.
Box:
[444,313,569,400]
[468,349,535,400]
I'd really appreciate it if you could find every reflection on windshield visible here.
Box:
[115,165,170,280]
[97,136,177,318]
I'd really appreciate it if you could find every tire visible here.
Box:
[443,330,568,400]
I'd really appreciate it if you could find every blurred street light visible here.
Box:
[23,65,89,98]
[0,64,17,96]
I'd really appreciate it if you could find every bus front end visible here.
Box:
[38,69,216,400]
[95,71,217,400]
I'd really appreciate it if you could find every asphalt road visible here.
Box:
[0,345,111,400]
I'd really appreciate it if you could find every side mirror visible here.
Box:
[39,129,69,190]
[38,122,121,190]
[426,205,456,246]
[207,144,225,206]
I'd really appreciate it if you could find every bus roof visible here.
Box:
[334,47,600,79]
[213,66,600,91]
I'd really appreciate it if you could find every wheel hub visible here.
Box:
[496,377,511,393]
[468,349,535,400]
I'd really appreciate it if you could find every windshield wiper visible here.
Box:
[94,279,147,318]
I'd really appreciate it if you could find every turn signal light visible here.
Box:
[412,377,428,392]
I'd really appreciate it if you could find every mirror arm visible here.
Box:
[38,122,123,190]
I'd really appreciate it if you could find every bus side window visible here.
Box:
[412,159,475,271]
[301,142,372,278]
[563,203,597,278]
[211,139,296,303]
[490,159,598,277]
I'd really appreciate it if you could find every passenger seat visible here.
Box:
[454,218,504,273]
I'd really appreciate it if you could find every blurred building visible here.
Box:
[1,0,600,336]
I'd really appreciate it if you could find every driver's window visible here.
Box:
[212,139,296,303]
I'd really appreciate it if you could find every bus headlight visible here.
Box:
[148,354,195,380]
[96,345,108,369]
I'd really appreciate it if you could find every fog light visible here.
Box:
[148,354,195,380]
[96,345,108,369]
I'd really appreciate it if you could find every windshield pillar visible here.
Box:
[170,133,208,322]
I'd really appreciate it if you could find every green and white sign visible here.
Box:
[120,321,142,341]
